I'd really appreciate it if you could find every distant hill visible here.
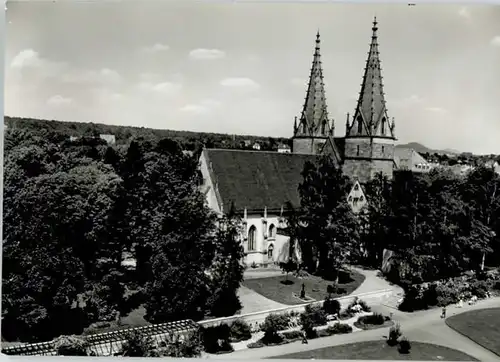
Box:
[396,142,460,155]
[3,116,291,152]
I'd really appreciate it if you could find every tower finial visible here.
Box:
[372,16,378,35]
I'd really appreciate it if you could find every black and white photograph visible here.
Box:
[2,1,500,359]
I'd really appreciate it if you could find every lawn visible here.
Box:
[446,308,500,357]
[271,340,479,361]
[242,270,365,305]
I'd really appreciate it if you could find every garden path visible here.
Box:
[213,296,500,360]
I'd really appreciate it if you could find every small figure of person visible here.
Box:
[441,305,447,319]
[302,331,308,344]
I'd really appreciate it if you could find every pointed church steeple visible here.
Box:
[346,17,395,139]
[293,31,331,138]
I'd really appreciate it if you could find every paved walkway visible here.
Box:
[214,296,500,360]
[239,265,403,315]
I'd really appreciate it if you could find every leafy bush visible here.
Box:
[399,285,428,312]
[53,335,89,356]
[300,304,327,328]
[229,319,252,342]
[338,270,353,284]
[326,323,353,335]
[358,299,371,312]
[261,312,292,332]
[469,280,489,298]
[436,283,460,307]
[387,323,402,346]
[357,313,385,326]
[282,330,303,340]
[118,331,156,357]
[159,331,203,358]
[336,287,347,295]
[494,281,500,290]
[201,324,233,354]
[323,298,341,315]
[247,341,265,349]
[398,337,411,354]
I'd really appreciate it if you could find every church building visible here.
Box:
[199,18,404,267]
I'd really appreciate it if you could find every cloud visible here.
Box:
[141,43,170,53]
[180,99,222,114]
[490,36,500,47]
[189,48,226,60]
[220,77,260,90]
[138,81,182,96]
[47,95,73,106]
[458,7,470,20]
[425,107,448,113]
[63,68,122,84]
[11,49,43,69]
[10,49,67,78]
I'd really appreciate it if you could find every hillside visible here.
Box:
[4,116,291,152]
[396,142,460,155]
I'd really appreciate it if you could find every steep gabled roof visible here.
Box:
[294,31,332,138]
[346,17,395,139]
[203,149,319,213]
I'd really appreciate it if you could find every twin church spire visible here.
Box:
[346,17,395,138]
[294,17,396,141]
[293,31,332,139]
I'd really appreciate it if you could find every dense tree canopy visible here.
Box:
[293,156,500,285]
[2,128,244,342]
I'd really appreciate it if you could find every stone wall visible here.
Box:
[292,137,327,155]
[342,137,395,183]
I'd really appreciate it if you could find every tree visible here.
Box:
[298,156,360,277]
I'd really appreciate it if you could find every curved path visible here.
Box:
[215,296,500,360]
[238,266,402,316]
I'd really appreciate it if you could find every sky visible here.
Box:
[4,1,500,154]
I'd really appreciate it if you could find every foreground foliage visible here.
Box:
[2,129,244,342]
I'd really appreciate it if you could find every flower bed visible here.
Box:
[354,313,394,330]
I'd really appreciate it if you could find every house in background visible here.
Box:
[394,147,432,173]
[99,134,116,145]
[277,144,291,153]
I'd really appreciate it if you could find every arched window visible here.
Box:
[268,244,274,260]
[357,116,363,134]
[302,122,307,134]
[321,121,327,135]
[248,225,257,251]
[268,224,276,239]
[356,145,360,156]
[381,117,386,136]
[382,146,385,154]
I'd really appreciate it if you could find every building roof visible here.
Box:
[346,17,395,139]
[293,31,332,139]
[203,149,319,213]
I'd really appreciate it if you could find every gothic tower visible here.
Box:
[343,17,396,183]
[292,31,334,155]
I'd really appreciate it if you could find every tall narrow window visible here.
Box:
[321,121,327,135]
[302,122,307,134]
[248,225,257,251]
[268,244,274,260]
[381,117,386,136]
[382,146,385,154]
[357,145,360,156]
[268,224,276,239]
[357,116,363,134]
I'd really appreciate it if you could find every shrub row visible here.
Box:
[399,278,492,312]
